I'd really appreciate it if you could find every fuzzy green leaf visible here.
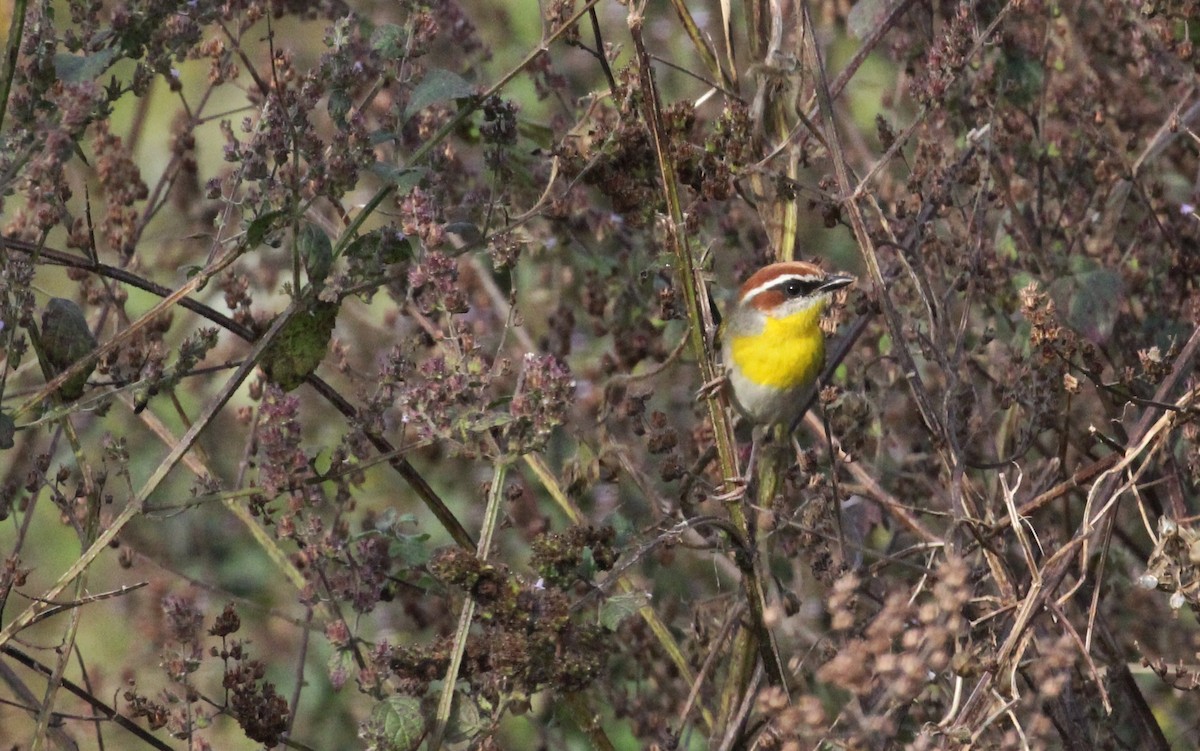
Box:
[371,24,408,58]
[405,68,476,118]
[370,163,427,191]
[297,222,333,287]
[260,301,339,391]
[362,695,426,751]
[246,209,286,248]
[54,48,119,83]
[40,298,98,401]
[599,591,652,631]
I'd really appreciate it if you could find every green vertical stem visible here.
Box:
[428,459,510,749]
[715,626,756,733]
[628,2,787,700]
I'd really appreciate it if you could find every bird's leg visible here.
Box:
[710,476,747,502]
[745,430,762,486]
[698,367,746,500]
[710,423,759,502]
[696,369,728,402]
[714,424,773,503]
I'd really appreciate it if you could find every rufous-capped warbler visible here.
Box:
[722,261,854,430]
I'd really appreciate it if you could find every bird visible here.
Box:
[721,261,854,431]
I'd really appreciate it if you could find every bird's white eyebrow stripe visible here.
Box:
[741,274,822,304]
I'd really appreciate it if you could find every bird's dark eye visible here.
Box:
[778,278,818,298]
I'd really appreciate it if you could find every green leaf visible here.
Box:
[996,231,1018,261]
[405,68,476,118]
[297,222,333,286]
[998,48,1044,107]
[577,546,598,580]
[388,532,432,568]
[517,120,555,149]
[345,229,413,265]
[40,299,98,401]
[369,128,399,146]
[443,221,482,246]
[368,509,432,566]
[599,591,652,631]
[327,89,352,127]
[327,649,353,689]
[1062,266,1124,344]
[846,0,893,40]
[54,48,119,83]
[461,412,511,433]
[877,332,892,357]
[361,695,426,751]
[443,690,484,744]
[0,412,15,450]
[378,510,418,529]
[370,162,427,191]
[371,23,408,57]
[260,300,340,391]
[246,209,286,248]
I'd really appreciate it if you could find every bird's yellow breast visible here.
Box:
[729,304,826,390]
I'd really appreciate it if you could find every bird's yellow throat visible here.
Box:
[728,303,826,390]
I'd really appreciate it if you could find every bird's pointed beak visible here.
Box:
[819,274,855,293]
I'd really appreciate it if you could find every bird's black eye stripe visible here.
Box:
[775,277,822,298]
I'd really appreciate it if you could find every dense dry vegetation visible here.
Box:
[2,0,1200,747]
